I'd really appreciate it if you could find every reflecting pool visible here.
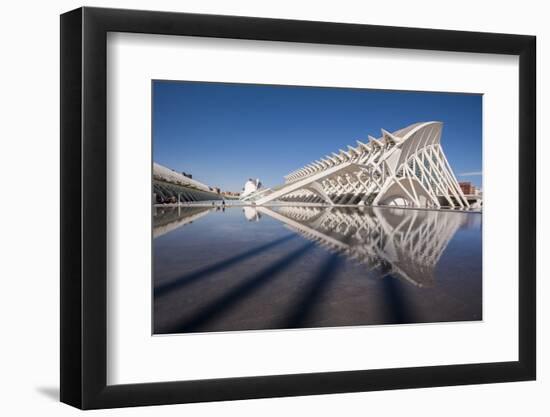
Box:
[153,205,482,334]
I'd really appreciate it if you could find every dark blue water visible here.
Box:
[153,205,482,334]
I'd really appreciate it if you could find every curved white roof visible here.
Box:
[284,121,442,182]
[242,178,261,197]
[153,162,211,192]
[254,121,469,209]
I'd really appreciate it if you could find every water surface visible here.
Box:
[153,205,482,334]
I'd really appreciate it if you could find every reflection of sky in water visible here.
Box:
[153,206,482,334]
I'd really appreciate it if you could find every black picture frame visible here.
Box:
[60,6,536,409]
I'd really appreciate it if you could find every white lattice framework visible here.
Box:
[245,122,469,209]
[258,206,466,287]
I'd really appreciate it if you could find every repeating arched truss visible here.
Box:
[153,180,223,203]
[258,206,466,287]
[246,122,469,209]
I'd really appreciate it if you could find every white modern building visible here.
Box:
[241,178,262,198]
[153,162,223,203]
[242,121,470,209]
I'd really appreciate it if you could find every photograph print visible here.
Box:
[152,81,482,335]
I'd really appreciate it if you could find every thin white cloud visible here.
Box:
[458,171,482,176]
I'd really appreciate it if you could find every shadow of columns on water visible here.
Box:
[278,252,344,329]
[160,241,317,334]
[260,205,465,289]
[379,274,416,324]
[154,233,298,298]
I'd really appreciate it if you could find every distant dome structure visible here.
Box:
[242,206,261,222]
[242,178,262,198]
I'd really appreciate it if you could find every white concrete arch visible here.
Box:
[242,122,470,209]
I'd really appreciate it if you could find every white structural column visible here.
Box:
[255,161,355,205]
[245,122,470,209]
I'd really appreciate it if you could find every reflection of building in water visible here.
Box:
[153,206,212,238]
[241,122,475,209]
[242,206,262,222]
[258,206,468,287]
[153,204,470,288]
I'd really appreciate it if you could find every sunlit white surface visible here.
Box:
[242,178,262,197]
[251,122,471,209]
[153,162,211,191]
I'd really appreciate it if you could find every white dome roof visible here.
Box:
[242,178,261,197]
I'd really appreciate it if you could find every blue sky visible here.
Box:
[153,81,482,191]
